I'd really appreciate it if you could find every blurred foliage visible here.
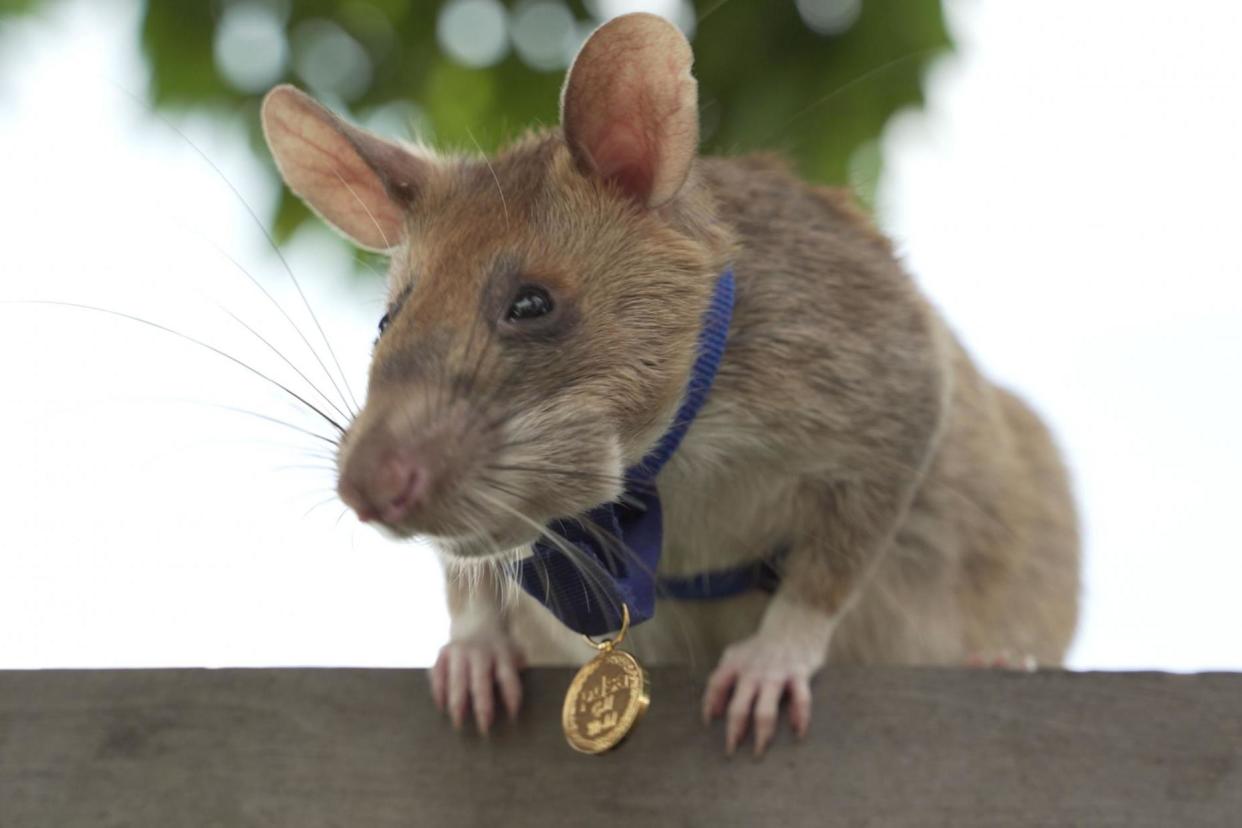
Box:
[8,0,951,268]
[0,0,44,14]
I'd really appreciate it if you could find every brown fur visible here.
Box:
[507,153,1079,668]
[264,16,1079,679]
[330,134,1079,669]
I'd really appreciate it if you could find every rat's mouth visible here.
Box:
[335,390,626,559]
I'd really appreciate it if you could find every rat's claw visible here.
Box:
[703,609,830,757]
[965,651,1038,672]
[431,633,527,734]
[495,650,525,721]
[751,679,785,756]
[431,648,450,713]
[447,648,470,730]
[724,675,758,756]
[787,675,812,739]
[470,650,496,735]
[702,661,739,725]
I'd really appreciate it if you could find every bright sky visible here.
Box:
[1,0,1239,671]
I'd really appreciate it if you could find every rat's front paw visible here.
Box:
[702,599,834,757]
[702,635,817,756]
[431,632,526,734]
[965,651,1038,671]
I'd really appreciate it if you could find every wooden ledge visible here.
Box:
[1,668,1239,826]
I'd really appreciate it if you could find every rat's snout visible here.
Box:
[338,450,429,525]
[335,390,477,536]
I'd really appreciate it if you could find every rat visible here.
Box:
[260,12,1079,756]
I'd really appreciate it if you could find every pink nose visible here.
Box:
[338,453,428,525]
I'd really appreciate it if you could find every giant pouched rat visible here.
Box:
[261,12,1079,755]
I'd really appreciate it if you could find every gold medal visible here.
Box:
[562,604,650,754]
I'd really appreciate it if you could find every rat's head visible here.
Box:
[261,13,731,558]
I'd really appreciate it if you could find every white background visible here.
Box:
[1,0,1239,671]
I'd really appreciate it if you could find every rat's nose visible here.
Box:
[338,453,429,525]
[376,454,428,524]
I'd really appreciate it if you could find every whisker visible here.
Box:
[217,305,353,424]
[477,462,652,584]
[107,79,361,416]
[3,300,345,435]
[475,474,530,503]
[118,397,339,448]
[188,226,359,421]
[303,494,341,519]
[559,511,707,666]
[473,488,623,625]
[202,403,339,446]
[566,513,660,588]
[466,125,510,232]
[476,471,645,574]
[273,463,337,474]
[454,494,510,563]
[761,47,940,148]
[333,170,394,250]
[211,409,338,447]
[696,0,733,24]
[485,462,654,496]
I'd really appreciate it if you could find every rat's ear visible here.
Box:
[261,85,425,251]
[560,13,698,208]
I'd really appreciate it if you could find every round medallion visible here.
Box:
[562,648,650,754]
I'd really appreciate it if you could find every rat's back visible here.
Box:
[685,154,1080,666]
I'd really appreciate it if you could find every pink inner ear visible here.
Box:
[587,125,656,204]
[560,13,699,208]
[262,85,410,251]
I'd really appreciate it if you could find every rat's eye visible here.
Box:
[506,285,554,322]
[376,287,411,344]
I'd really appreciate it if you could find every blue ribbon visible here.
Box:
[516,269,779,636]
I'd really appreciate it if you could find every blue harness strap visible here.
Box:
[515,268,784,636]
[657,548,788,601]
